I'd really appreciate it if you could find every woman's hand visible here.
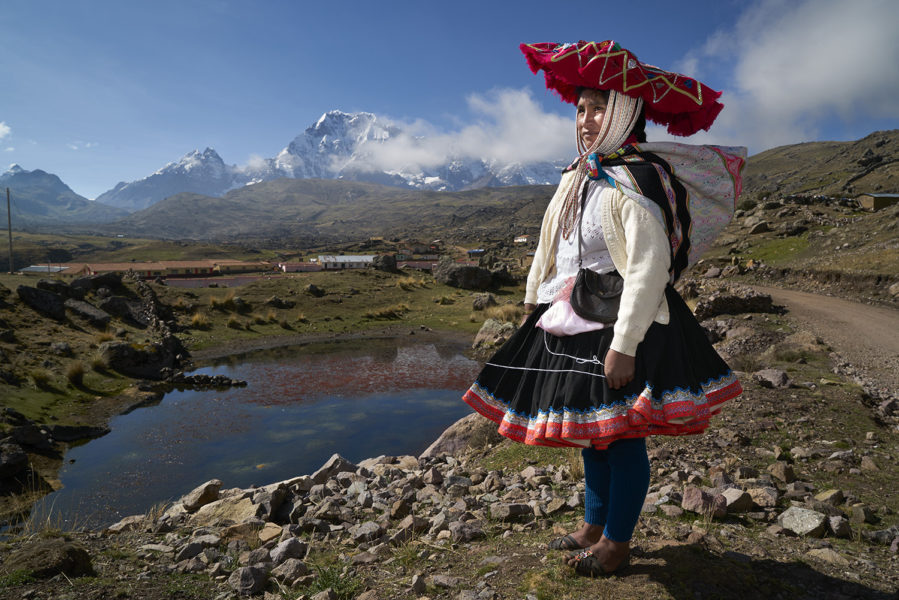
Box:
[520,303,536,326]
[604,349,635,389]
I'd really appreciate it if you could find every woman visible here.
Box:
[462,41,747,576]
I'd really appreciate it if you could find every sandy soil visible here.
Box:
[752,284,899,395]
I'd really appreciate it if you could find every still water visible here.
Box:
[32,339,481,530]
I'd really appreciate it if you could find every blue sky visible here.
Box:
[1,0,897,199]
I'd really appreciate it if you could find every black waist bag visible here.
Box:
[570,268,623,323]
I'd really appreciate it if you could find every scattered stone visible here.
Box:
[2,538,94,579]
[829,516,853,538]
[228,566,268,596]
[807,547,850,567]
[721,488,754,513]
[767,462,796,483]
[778,506,827,537]
[16,285,66,320]
[754,369,792,389]
[181,479,223,512]
[681,486,726,518]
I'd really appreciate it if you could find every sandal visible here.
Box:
[567,549,630,577]
[548,534,588,551]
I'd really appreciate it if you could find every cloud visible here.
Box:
[67,141,98,151]
[4,147,13,152]
[0,122,10,140]
[349,88,571,173]
[680,0,899,150]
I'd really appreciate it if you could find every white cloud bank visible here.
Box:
[0,122,10,140]
[676,0,899,150]
[354,89,571,173]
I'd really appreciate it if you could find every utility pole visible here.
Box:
[6,188,12,274]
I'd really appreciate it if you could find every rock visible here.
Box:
[228,566,268,596]
[433,260,493,290]
[44,424,110,442]
[107,515,145,534]
[2,538,94,579]
[448,521,485,543]
[753,369,792,389]
[270,558,309,584]
[889,282,899,298]
[265,296,296,309]
[180,479,223,512]
[860,456,880,471]
[50,341,72,356]
[190,496,260,527]
[851,504,878,525]
[778,506,827,537]
[36,278,72,297]
[98,296,148,326]
[310,453,357,485]
[10,424,52,451]
[472,318,517,350]
[747,487,780,508]
[680,486,726,518]
[63,299,111,328]
[807,548,850,567]
[411,573,427,594]
[814,489,845,506]
[767,462,796,483]
[0,442,28,478]
[270,538,308,565]
[721,488,754,513]
[693,287,778,320]
[748,221,770,234]
[829,516,853,538]
[351,521,385,543]
[99,340,178,379]
[16,285,66,320]
[489,503,533,521]
[702,267,722,278]
[420,413,504,458]
[305,284,326,297]
[258,522,282,544]
[471,293,498,311]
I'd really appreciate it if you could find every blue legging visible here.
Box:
[582,437,651,543]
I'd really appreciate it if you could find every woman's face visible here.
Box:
[577,89,608,149]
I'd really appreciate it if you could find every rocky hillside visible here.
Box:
[1,280,897,599]
[740,129,899,201]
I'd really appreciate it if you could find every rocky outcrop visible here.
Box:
[433,260,493,291]
[16,285,66,320]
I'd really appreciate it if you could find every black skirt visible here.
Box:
[462,286,741,449]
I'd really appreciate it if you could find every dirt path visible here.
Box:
[751,285,899,397]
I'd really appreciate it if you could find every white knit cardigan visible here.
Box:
[525,170,671,356]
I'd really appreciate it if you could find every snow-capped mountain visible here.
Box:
[1,164,127,224]
[96,148,237,212]
[95,111,565,212]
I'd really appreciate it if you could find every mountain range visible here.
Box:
[93,111,564,213]
[0,165,127,225]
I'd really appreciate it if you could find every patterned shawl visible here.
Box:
[589,142,747,282]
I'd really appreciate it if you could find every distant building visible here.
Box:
[514,234,531,244]
[318,255,376,270]
[467,249,485,258]
[278,262,322,273]
[857,193,899,211]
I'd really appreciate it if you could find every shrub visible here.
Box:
[434,295,454,305]
[279,320,292,330]
[486,304,523,324]
[296,313,309,324]
[89,355,108,371]
[266,310,278,323]
[363,303,410,320]
[65,361,85,386]
[251,313,267,325]
[30,368,52,388]
[190,312,209,330]
[226,316,242,329]
[95,331,114,343]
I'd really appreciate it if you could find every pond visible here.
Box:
[30,338,482,530]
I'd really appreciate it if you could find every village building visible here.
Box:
[514,234,531,244]
[856,193,899,211]
[318,255,376,270]
[277,262,322,273]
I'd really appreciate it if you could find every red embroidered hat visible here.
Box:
[521,41,724,137]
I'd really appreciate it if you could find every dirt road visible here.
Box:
[752,285,899,397]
